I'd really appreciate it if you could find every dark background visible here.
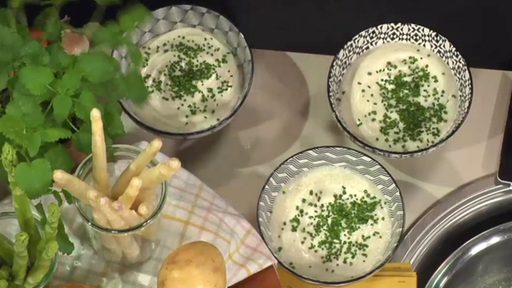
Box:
[11,0,512,70]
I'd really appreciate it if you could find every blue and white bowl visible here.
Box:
[115,5,254,139]
[327,23,473,158]
[257,146,405,286]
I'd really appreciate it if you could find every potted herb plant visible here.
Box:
[0,0,150,286]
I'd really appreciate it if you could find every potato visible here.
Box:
[158,241,226,288]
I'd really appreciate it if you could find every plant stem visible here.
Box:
[46,85,57,94]
[15,8,27,26]
[44,101,53,117]
[91,4,107,23]
[6,8,16,29]
[20,150,30,162]
[66,119,79,132]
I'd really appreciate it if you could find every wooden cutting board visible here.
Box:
[231,266,281,288]
[275,263,416,288]
[233,263,417,288]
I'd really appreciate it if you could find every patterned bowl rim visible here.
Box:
[326,22,474,157]
[256,145,406,286]
[118,4,255,139]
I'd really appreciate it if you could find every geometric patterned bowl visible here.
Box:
[327,23,473,158]
[114,5,254,139]
[257,146,405,286]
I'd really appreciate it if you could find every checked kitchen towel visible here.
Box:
[2,141,276,288]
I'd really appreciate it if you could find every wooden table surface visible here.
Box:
[119,50,512,287]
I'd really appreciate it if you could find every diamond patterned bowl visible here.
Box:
[115,5,254,139]
[327,23,473,158]
[257,146,405,286]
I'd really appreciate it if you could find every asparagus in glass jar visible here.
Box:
[53,108,181,263]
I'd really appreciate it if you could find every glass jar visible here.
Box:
[74,145,167,264]
[0,209,57,288]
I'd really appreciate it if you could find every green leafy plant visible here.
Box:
[0,0,150,285]
[0,0,150,197]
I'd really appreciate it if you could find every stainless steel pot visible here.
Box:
[427,221,512,288]
[392,174,512,287]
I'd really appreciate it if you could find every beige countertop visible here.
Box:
[120,49,512,230]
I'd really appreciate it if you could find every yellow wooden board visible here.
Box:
[379,263,413,272]
[373,272,416,278]
[276,263,416,288]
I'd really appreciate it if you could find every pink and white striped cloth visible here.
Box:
[45,141,275,288]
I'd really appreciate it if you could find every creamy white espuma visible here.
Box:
[342,43,459,151]
[130,27,241,133]
[270,166,392,282]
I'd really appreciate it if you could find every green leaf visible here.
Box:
[95,0,120,4]
[34,8,63,42]
[50,0,76,7]
[118,4,151,32]
[57,218,74,255]
[18,66,54,95]
[76,52,118,83]
[59,69,82,94]
[45,19,64,42]
[126,42,143,67]
[51,191,63,206]
[26,133,41,157]
[9,0,41,9]
[82,77,124,101]
[0,135,7,187]
[72,126,92,155]
[14,159,53,199]
[104,133,113,147]
[41,127,72,143]
[48,44,72,71]
[0,71,7,91]
[103,102,125,138]
[0,8,16,29]
[91,23,124,49]
[74,90,99,121]
[5,96,44,129]
[52,94,73,123]
[82,22,101,40]
[0,26,23,62]
[61,190,73,205]
[20,40,50,66]
[44,145,74,172]
[0,115,26,146]
[13,81,53,104]
[122,67,149,104]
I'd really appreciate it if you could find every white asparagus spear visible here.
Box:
[86,190,123,261]
[91,108,109,197]
[95,194,140,262]
[117,177,141,209]
[110,138,162,200]
[139,158,181,191]
[102,249,123,262]
[137,201,160,240]
[113,201,156,240]
[134,158,181,207]
[137,201,155,219]
[53,170,93,204]
[112,201,144,227]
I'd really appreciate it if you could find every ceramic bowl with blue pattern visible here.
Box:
[327,23,473,158]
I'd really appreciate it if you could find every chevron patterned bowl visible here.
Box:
[327,23,473,158]
[115,5,253,139]
[257,146,404,286]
